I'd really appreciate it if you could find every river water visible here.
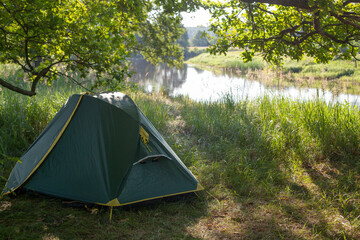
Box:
[130,59,360,105]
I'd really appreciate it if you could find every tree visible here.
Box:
[191,30,210,47]
[206,0,360,65]
[0,0,199,96]
[177,25,190,49]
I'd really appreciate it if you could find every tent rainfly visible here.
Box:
[3,92,202,206]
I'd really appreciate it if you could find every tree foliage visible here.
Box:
[191,30,210,47]
[177,24,190,48]
[207,0,360,65]
[0,0,199,96]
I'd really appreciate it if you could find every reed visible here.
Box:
[187,52,360,96]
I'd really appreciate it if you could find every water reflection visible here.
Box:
[130,59,187,93]
[129,59,360,105]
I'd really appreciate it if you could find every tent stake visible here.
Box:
[109,207,113,223]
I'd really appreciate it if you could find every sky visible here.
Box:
[181,8,211,27]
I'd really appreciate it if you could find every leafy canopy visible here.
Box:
[0,0,199,96]
[206,0,360,65]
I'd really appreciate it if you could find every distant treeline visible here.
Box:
[185,27,214,39]
[183,27,217,47]
[133,26,216,60]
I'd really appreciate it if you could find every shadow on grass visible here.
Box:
[298,114,360,237]
[175,98,359,239]
[0,192,208,239]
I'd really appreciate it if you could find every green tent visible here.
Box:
[3,92,202,206]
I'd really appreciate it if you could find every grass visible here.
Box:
[282,56,359,81]
[186,51,265,71]
[1,83,360,239]
[186,51,360,95]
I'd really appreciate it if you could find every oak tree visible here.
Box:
[207,0,360,65]
[0,0,198,96]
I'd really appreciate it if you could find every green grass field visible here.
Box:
[1,79,360,239]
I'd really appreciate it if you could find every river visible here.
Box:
[130,59,360,105]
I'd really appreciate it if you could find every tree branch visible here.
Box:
[313,13,348,44]
[343,0,360,6]
[254,5,278,20]
[24,38,34,71]
[248,4,257,39]
[240,0,311,10]
[0,78,36,96]
[31,67,50,93]
[331,11,360,30]
[0,1,28,34]
[10,57,31,72]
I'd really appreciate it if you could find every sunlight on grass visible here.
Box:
[1,89,360,239]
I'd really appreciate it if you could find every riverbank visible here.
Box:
[1,87,360,239]
[186,51,360,95]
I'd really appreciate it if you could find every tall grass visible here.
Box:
[1,87,360,238]
[283,56,360,80]
[120,92,360,238]
[176,94,360,238]
[0,79,82,184]
[182,94,359,174]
